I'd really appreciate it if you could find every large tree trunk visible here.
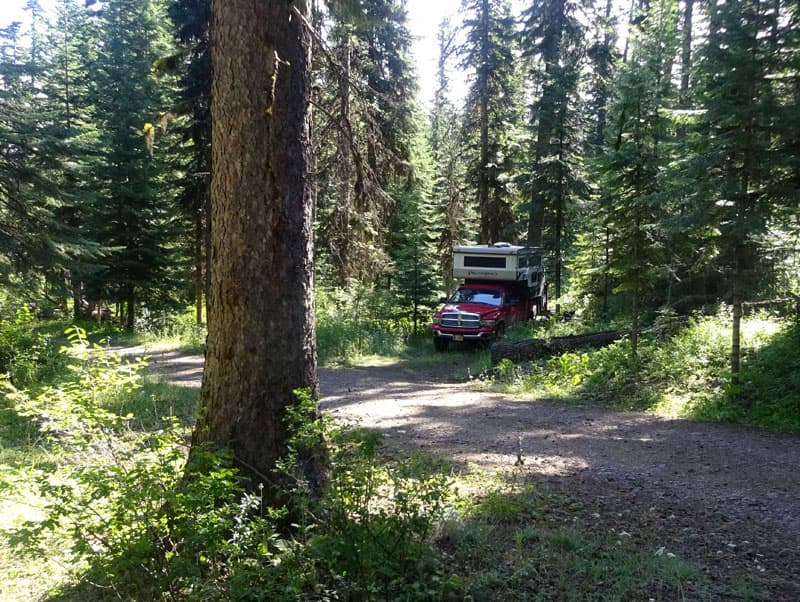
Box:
[192,0,323,500]
[204,176,212,318]
[194,210,203,325]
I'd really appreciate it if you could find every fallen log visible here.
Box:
[743,295,800,317]
[491,330,624,364]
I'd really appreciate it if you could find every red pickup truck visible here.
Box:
[431,243,546,351]
[432,282,536,351]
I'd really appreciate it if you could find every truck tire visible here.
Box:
[495,323,506,339]
[433,337,450,352]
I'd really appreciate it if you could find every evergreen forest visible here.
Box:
[1,0,798,367]
[1,0,799,600]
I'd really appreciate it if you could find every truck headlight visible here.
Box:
[480,319,496,327]
[432,316,441,325]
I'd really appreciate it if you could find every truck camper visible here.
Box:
[431,243,547,351]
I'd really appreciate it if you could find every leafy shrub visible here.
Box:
[0,303,66,387]
[5,339,459,600]
[4,336,287,600]
[279,393,458,600]
[548,352,591,386]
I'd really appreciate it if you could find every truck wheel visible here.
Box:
[495,323,506,339]
[433,337,450,352]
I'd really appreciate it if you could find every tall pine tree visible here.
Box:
[694,0,791,382]
[168,0,212,324]
[85,0,178,329]
[429,17,474,290]
[521,0,588,308]
[0,6,99,303]
[460,0,524,244]
[314,0,419,286]
[600,0,678,352]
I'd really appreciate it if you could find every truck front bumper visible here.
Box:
[432,328,495,342]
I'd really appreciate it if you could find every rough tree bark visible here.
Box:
[193,211,203,324]
[192,0,323,499]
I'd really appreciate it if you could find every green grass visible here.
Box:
[444,520,703,601]
[316,301,494,378]
[438,471,727,601]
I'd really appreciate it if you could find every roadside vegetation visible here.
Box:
[488,309,800,432]
[316,286,492,376]
[2,295,798,600]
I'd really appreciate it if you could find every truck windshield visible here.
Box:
[448,288,502,306]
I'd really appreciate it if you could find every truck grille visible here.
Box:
[440,312,480,329]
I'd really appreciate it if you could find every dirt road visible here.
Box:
[140,348,800,596]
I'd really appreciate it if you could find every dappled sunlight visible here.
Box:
[335,354,404,368]
[0,484,46,526]
[685,323,800,430]
[741,316,784,347]
[144,353,204,388]
[320,366,800,538]
[323,382,653,477]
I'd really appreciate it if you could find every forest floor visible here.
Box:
[133,346,800,599]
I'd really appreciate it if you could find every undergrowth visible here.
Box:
[1,330,458,600]
[488,311,800,431]
[316,285,414,365]
[1,304,790,599]
[1,321,719,601]
[0,304,67,388]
